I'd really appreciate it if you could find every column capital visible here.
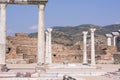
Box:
[45,31,48,34]
[47,28,53,32]
[118,30,120,33]
[105,34,112,38]
[111,32,119,36]
[90,28,96,33]
[38,4,45,11]
[82,31,88,35]
[0,4,7,9]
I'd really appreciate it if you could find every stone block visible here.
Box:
[15,33,29,38]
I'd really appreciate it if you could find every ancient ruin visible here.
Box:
[0,0,48,64]
[6,27,120,66]
[105,30,120,64]
[0,0,120,80]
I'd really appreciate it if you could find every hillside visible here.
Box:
[29,24,120,46]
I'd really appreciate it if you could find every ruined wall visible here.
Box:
[6,33,37,64]
[52,44,82,63]
[6,33,83,64]
[6,33,116,64]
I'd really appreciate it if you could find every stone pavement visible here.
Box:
[0,64,119,80]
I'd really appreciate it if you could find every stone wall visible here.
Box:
[6,33,116,64]
[52,44,82,63]
[6,33,37,64]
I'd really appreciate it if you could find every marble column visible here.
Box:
[0,4,7,64]
[38,4,45,64]
[47,28,52,64]
[107,37,112,46]
[113,36,117,46]
[45,31,49,64]
[82,31,88,64]
[90,28,96,65]
[111,32,119,46]
[105,34,112,46]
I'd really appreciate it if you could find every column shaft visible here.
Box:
[38,4,45,63]
[90,28,96,65]
[113,36,117,46]
[0,4,6,64]
[82,31,88,64]
[45,31,49,64]
[48,28,52,64]
[107,37,112,46]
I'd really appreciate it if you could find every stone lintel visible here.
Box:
[111,32,119,36]
[0,0,48,5]
[105,34,112,37]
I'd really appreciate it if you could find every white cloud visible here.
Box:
[29,25,38,30]
[115,21,120,24]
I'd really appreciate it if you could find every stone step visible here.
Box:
[0,78,62,80]
[0,72,16,77]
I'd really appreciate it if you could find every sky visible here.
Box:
[6,0,120,34]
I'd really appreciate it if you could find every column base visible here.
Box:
[82,63,88,65]
[0,64,9,72]
[90,64,96,66]
[35,63,48,73]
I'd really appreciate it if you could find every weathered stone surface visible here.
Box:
[113,52,120,64]
[6,33,37,64]
[6,33,117,64]
[15,33,29,38]
[1,64,9,72]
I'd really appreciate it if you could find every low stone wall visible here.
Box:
[6,59,27,64]
[97,60,113,64]
[0,72,107,80]
[0,78,62,80]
